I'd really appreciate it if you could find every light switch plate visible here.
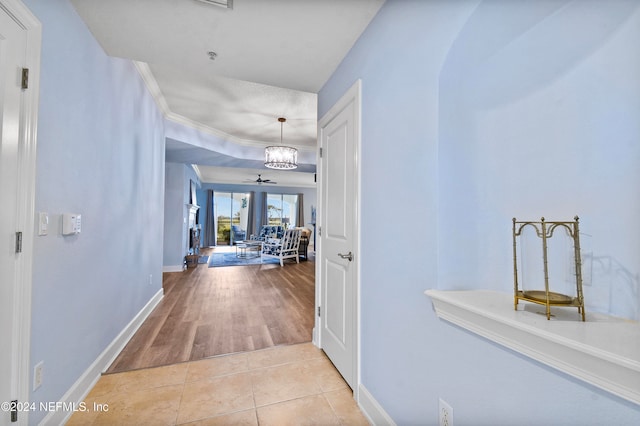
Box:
[38,212,48,236]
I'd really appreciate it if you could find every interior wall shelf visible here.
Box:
[425,289,640,405]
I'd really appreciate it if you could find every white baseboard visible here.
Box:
[39,289,164,426]
[358,384,396,426]
[163,264,184,272]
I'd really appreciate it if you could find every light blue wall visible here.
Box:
[163,163,202,269]
[25,0,165,423]
[319,0,640,424]
[163,163,185,268]
[437,0,640,321]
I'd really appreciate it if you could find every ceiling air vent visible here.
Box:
[194,0,233,9]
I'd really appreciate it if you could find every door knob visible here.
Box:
[338,251,353,261]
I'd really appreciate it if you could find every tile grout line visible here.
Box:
[173,380,188,426]
[80,343,353,426]
[249,358,261,426]
[322,390,347,426]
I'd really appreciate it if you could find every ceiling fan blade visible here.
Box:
[243,174,278,184]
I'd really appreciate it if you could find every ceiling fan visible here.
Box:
[245,174,277,185]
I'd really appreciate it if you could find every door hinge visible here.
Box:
[21,68,29,90]
[15,232,22,253]
[10,400,17,422]
[319,147,323,158]
[318,226,321,237]
[317,306,321,317]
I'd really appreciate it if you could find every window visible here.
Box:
[266,193,298,228]
[214,192,249,245]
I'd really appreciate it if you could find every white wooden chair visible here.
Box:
[261,228,301,266]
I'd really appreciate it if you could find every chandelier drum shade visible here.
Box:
[265,146,298,170]
[265,117,298,170]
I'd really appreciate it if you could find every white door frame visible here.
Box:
[314,79,361,399]
[0,0,40,423]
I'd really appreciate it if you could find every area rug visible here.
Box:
[208,252,280,268]
[197,255,209,264]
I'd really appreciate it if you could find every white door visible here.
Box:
[0,2,39,424]
[318,81,360,389]
[0,6,27,424]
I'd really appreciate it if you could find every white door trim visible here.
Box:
[315,79,362,399]
[0,0,40,423]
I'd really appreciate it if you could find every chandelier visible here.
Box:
[265,118,298,170]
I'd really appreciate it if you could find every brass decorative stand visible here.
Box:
[512,216,585,321]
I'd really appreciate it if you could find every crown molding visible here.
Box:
[164,111,315,152]
[133,61,171,116]
[191,164,203,182]
[134,61,314,153]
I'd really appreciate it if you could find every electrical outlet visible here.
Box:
[439,398,453,426]
[33,361,44,391]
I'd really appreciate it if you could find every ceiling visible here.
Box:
[70,0,385,185]
[198,167,317,188]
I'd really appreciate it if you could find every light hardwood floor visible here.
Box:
[107,247,316,374]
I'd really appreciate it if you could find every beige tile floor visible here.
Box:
[67,343,370,425]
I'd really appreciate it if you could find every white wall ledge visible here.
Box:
[425,289,640,405]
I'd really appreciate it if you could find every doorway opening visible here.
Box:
[214,191,250,245]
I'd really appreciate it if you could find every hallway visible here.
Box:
[72,248,372,424]
[108,247,316,373]
[67,343,369,425]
